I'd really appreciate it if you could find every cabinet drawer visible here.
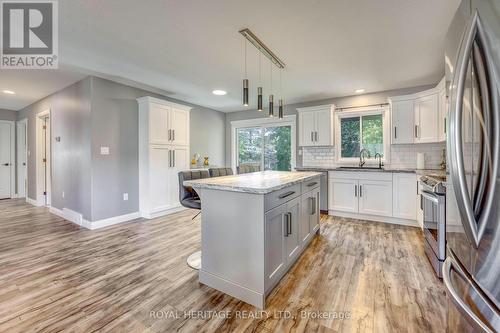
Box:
[265,184,301,212]
[301,177,320,193]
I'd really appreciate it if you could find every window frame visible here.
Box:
[231,116,297,173]
[334,106,391,165]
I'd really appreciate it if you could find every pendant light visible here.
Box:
[269,60,274,117]
[257,52,263,111]
[242,39,249,106]
[278,69,284,119]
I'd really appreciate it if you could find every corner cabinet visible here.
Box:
[138,96,191,219]
[297,105,334,147]
[389,77,446,144]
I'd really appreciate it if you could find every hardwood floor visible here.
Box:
[0,199,447,332]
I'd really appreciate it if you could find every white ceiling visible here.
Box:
[0,0,460,112]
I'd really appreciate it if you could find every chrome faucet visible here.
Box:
[374,153,384,169]
[359,149,371,167]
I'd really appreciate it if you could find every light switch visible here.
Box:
[100,147,110,155]
[123,193,128,201]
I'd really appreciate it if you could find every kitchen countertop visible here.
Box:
[184,170,322,194]
[295,166,446,176]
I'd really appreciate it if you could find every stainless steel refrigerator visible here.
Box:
[445,0,500,331]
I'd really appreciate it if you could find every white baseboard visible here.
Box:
[329,210,419,228]
[140,205,186,219]
[49,207,83,226]
[26,197,42,207]
[83,211,141,230]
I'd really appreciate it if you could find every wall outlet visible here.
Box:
[62,191,65,198]
[123,193,128,201]
[100,146,110,155]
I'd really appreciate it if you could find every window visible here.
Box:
[337,109,387,162]
[232,117,296,172]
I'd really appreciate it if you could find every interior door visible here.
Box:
[315,108,332,146]
[391,100,415,144]
[415,94,439,143]
[17,121,27,198]
[169,108,189,146]
[0,122,12,199]
[299,112,315,146]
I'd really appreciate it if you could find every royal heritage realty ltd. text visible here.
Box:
[150,310,352,320]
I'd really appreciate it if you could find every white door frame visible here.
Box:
[230,115,297,173]
[17,118,28,198]
[36,110,51,206]
[0,120,15,198]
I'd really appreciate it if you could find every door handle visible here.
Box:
[442,256,497,333]
[354,185,357,197]
[359,185,362,197]
[287,212,292,235]
[283,213,289,237]
[394,126,397,139]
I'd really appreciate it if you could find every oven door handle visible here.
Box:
[421,191,439,204]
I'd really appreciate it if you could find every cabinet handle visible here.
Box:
[359,185,363,197]
[311,131,314,142]
[283,214,288,237]
[444,118,447,134]
[420,194,423,210]
[279,191,295,199]
[307,182,318,187]
[394,126,397,139]
[172,150,175,167]
[173,130,175,141]
[354,185,357,197]
[169,150,172,167]
[287,212,292,235]
[315,131,318,142]
[168,129,171,141]
[414,125,418,138]
[310,197,316,215]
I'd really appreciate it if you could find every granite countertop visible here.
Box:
[295,166,446,176]
[184,170,322,194]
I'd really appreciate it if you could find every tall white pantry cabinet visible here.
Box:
[138,96,191,219]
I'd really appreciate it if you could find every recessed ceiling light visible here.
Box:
[355,89,365,94]
[212,90,227,96]
[2,90,15,95]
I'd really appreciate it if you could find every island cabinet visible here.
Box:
[185,171,321,309]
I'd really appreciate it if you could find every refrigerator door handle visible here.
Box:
[443,256,498,333]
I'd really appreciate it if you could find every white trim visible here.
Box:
[334,106,391,165]
[16,118,28,198]
[83,211,141,230]
[0,120,16,199]
[136,96,192,111]
[328,210,419,228]
[49,207,83,226]
[26,197,42,206]
[296,104,334,113]
[230,115,297,173]
[35,110,51,206]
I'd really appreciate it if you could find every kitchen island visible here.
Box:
[184,171,322,308]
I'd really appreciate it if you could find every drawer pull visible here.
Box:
[307,182,318,187]
[278,191,296,199]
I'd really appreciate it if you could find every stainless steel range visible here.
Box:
[419,174,447,278]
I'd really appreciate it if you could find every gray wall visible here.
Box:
[17,75,226,222]
[89,77,226,221]
[0,109,17,121]
[225,85,435,167]
[17,78,93,219]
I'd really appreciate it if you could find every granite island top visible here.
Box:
[184,170,322,194]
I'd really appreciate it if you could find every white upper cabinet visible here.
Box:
[391,99,415,144]
[414,93,439,144]
[297,105,334,147]
[138,97,190,147]
[389,77,445,145]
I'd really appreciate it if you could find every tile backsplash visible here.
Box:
[301,142,446,169]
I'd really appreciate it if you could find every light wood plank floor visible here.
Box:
[0,199,447,333]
